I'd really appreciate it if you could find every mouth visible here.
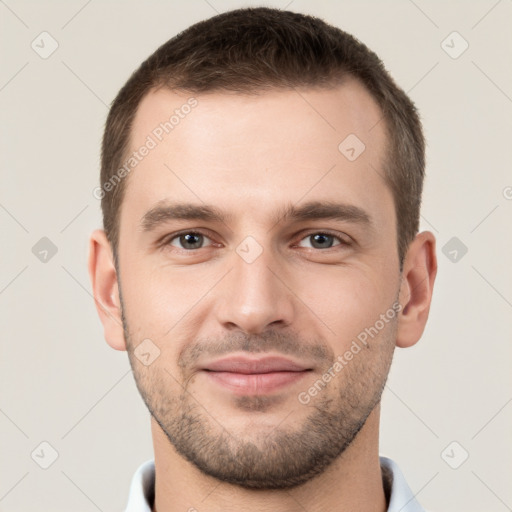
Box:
[201,356,313,395]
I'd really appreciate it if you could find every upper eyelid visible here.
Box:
[164,229,215,243]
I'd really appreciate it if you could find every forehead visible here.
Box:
[120,80,391,233]
[130,80,385,156]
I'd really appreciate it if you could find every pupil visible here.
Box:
[312,234,332,248]
[182,233,202,249]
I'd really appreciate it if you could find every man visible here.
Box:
[88,7,437,512]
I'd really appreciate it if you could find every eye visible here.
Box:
[167,231,213,250]
[297,232,347,250]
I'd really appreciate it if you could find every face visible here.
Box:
[117,81,401,489]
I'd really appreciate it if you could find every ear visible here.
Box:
[396,231,437,348]
[88,229,127,351]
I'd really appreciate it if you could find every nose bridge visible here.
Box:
[216,236,294,333]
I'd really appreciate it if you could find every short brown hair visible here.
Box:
[100,7,425,268]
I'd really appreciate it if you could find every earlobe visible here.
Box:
[88,229,127,351]
[396,231,437,348]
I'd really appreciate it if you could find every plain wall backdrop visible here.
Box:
[1,0,511,511]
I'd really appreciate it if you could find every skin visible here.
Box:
[89,78,437,512]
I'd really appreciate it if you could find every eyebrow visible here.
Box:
[139,199,373,233]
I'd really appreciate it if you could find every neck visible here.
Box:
[150,406,387,512]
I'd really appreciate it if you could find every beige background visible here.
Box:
[1,0,511,510]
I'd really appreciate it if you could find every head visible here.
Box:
[89,7,436,489]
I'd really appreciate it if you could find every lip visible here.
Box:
[203,356,310,374]
[201,356,312,395]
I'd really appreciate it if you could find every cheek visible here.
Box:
[119,260,174,340]
[295,266,395,350]
[120,258,219,343]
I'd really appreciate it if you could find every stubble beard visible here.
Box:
[121,300,396,490]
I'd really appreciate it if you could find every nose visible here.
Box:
[215,242,296,335]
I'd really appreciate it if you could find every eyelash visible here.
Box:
[160,229,352,252]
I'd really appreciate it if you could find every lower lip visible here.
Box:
[204,370,310,395]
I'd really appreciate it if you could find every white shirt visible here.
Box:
[124,456,425,511]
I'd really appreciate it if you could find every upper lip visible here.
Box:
[202,356,311,374]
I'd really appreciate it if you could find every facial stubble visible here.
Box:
[120,291,396,490]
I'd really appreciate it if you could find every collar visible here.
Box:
[124,456,425,511]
